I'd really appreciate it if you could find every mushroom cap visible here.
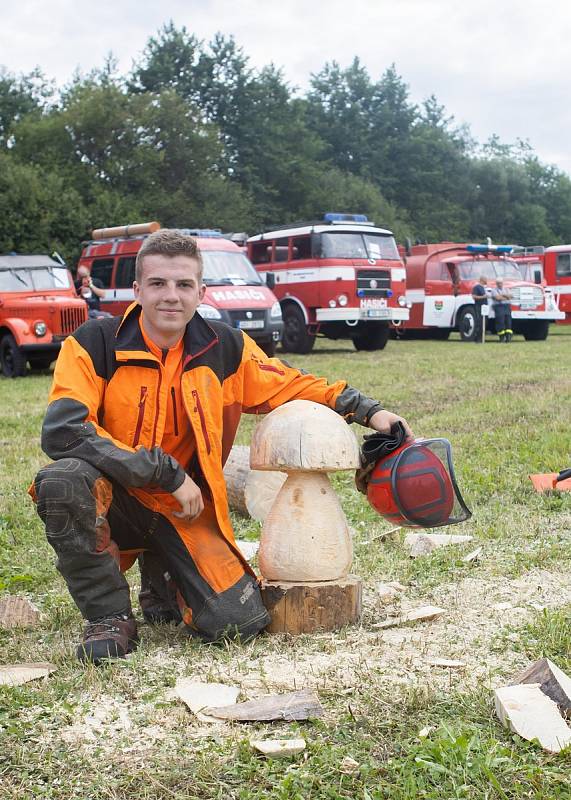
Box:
[250,399,361,472]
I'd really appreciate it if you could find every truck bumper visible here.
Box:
[511,310,566,320]
[315,307,409,322]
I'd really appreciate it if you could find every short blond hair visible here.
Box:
[136,229,203,282]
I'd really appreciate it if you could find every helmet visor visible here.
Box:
[391,439,472,528]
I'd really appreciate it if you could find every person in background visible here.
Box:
[75,265,111,319]
[471,275,488,343]
[491,278,513,342]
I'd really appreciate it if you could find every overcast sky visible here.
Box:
[3,0,571,172]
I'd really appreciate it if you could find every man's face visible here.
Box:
[496,279,503,288]
[134,254,205,343]
[77,266,89,279]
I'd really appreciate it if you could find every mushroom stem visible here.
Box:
[259,472,353,582]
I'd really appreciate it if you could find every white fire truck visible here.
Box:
[247,214,409,353]
[400,242,564,340]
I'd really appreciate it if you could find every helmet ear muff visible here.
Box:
[366,439,471,529]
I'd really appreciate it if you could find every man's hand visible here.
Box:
[172,474,204,521]
[369,410,415,441]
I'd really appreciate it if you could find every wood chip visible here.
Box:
[204,689,324,722]
[235,540,259,561]
[250,738,306,758]
[495,683,571,753]
[426,658,466,668]
[513,658,571,715]
[462,547,483,563]
[0,662,56,686]
[418,726,434,738]
[405,533,473,558]
[339,756,360,774]
[373,605,446,629]
[174,679,240,723]
[0,596,40,628]
[375,582,402,602]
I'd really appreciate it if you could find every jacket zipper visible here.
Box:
[132,386,148,447]
[151,370,162,447]
[192,389,211,454]
[170,387,179,436]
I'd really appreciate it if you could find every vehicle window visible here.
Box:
[0,269,34,291]
[91,258,114,288]
[363,233,400,260]
[556,253,571,277]
[202,252,263,285]
[0,267,71,292]
[32,267,70,290]
[291,236,312,260]
[116,256,136,288]
[457,259,521,281]
[273,237,289,262]
[250,241,271,264]
[321,232,400,260]
[426,261,450,281]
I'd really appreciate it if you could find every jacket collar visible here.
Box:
[116,302,219,362]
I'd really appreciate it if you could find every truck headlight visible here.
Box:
[34,321,47,337]
[198,304,222,319]
[270,301,282,318]
[338,294,348,306]
[398,295,407,307]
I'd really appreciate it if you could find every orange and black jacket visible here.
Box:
[41,303,382,549]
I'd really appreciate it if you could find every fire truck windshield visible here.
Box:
[202,251,263,286]
[458,260,522,281]
[320,232,400,260]
[0,267,70,292]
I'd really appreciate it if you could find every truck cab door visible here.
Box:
[423,261,456,327]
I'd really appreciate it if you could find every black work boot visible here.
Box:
[77,614,138,665]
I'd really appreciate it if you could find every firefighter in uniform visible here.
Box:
[31,229,413,664]
[491,278,513,342]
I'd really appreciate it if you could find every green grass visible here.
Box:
[1,329,571,799]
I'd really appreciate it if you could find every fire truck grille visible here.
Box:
[59,306,87,335]
[510,286,543,308]
[227,310,266,323]
[356,269,392,296]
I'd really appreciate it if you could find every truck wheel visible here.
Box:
[28,355,54,371]
[353,323,390,351]
[259,339,276,358]
[457,306,478,342]
[281,305,315,354]
[0,334,28,377]
[522,320,549,341]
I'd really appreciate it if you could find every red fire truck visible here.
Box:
[400,242,564,341]
[78,223,283,356]
[0,254,87,377]
[511,245,571,324]
[247,213,409,353]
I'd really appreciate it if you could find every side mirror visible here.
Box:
[266,272,276,290]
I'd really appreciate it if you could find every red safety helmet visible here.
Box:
[367,438,471,528]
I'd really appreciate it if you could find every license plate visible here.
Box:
[521,303,537,310]
[366,308,391,319]
[238,320,264,329]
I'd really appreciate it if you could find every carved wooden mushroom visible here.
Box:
[250,400,363,633]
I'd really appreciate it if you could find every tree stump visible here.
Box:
[223,445,287,521]
[261,575,362,634]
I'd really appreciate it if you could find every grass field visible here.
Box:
[1,329,570,799]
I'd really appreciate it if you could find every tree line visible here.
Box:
[2,22,571,264]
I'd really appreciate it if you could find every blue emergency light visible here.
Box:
[323,213,369,223]
[179,228,223,238]
[466,244,514,254]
